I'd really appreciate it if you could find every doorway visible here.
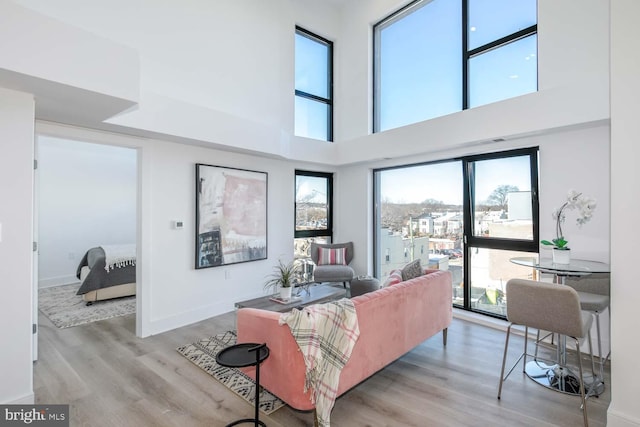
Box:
[34,135,139,350]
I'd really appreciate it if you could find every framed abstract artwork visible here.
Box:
[195,163,268,269]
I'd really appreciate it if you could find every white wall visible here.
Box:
[0,1,138,101]
[609,1,640,425]
[37,136,136,288]
[11,0,339,162]
[10,1,611,165]
[0,87,34,404]
[537,126,610,263]
[35,122,338,337]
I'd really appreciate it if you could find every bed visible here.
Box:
[75,245,137,304]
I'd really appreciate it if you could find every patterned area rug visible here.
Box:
[39,283,136,329]
[176,331,286,415]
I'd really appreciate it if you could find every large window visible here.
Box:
[294,171,333,259]
[295,27,333,141]
[374,0,537,132]
[374,148,539,319]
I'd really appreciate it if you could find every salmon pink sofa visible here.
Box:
[236,268,452,411]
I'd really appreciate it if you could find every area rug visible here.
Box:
[176,331,286,415]
[39,283,136,329]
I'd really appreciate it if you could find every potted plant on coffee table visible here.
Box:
[263,258,300,300]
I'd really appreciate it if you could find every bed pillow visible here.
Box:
[317,247,347,265]
[382,269,404,287]
[401,259,423,281]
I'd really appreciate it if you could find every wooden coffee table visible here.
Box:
[235,284,346,313]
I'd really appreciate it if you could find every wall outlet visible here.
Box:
[68,252,75,260]
[225,270,231,280]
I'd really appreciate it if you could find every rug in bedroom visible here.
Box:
[39,283,136,329]
[177,330,286,415]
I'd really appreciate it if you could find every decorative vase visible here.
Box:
[552,248,571,265]
[280,286,292,300]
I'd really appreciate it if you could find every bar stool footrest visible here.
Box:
[226,419,267,427]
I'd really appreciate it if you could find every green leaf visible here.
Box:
[553,237,568,248]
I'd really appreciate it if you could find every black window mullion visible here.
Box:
[327,38,334,142]
[462,159,473,309]
[295,90,331,106]
[462,0,469,110]
[468,24,538,58]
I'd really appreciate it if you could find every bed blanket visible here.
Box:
[101,244,136,272]
[75,246,136,295]
[279,298,359,427]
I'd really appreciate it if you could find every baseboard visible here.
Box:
[7,393,34,404]
[453,308,509,331]
[607,407,640,427]
[145,301,233,337]
[39,275,78,289]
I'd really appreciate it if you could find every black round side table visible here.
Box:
[215,342,270,427]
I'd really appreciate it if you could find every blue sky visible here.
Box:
[380,156,531,205]
[378,0,537,131]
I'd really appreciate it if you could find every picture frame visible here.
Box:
[195,163,268,269]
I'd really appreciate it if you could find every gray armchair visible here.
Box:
[310,242,355,287]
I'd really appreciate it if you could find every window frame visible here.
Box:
[373,147,539,320]
[462,0,538,110]
[295,26,334,142]
[294,170,334,241]
[373,0,538,133]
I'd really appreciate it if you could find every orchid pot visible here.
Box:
[552,248,571,265]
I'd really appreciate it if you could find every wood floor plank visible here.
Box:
[34,311,610,426]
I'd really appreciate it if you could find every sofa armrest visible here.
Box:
[236,308,314,410]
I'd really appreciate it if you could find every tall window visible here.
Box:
[294,171,333,259]
[374,148,539,319]
[295,27,333,141]
[374,0,537,132]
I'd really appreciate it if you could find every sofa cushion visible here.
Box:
[317,247,347,265]
[382,270,403,287]
[401,259,423,281]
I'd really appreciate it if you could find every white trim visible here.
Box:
[607,407,640,427]
[8,393,34,404]
[38,275,78,289]
[453,308,509,331]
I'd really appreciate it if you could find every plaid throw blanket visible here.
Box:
[279,298,360,427]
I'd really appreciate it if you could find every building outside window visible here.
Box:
[295,27,333,141]
[374,148,539,319]
[374,0,537,132]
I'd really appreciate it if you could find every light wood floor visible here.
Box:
[34,310,610,426]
